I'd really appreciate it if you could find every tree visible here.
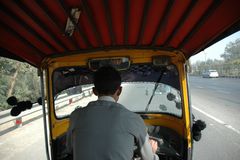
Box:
[221,38,240,63]
[7,62,20,97]
[0,58,40,111]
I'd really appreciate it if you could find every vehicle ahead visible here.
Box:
[202,70,219,78]
[0,0,240,160]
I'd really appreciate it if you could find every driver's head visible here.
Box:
[93,66,122,97]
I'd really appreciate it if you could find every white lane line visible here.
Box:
[196,86,204,89]
[192,105,225,124]
[192,105,240,135]
[224,124,240,135]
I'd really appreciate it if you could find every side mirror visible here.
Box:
[37,97,43,105]
[7,96,33,117]
[192,120,206,141]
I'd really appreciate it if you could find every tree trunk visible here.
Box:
[7,62,20,97]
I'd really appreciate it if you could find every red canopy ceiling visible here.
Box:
[0,0,240,67]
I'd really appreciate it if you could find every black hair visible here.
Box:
[93,66,121,95]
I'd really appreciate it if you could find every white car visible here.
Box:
[202,70,219,78]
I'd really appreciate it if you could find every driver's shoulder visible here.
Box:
[114,103,143,121]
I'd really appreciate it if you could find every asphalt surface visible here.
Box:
[0,76,240,160]
[0,118,46,160]
[189,76,240,160]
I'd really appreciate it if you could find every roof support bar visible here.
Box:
[58,0,92,48]
[103,0,116,45]
[164,0,198,46]
[81,0,103,47]
[14,1,68,51]
[39,70,51,160]
[178,0,223,49]
[151,0,174,46]
[35,1,79,49]
[124,0,130,45]
[137,0,152,45]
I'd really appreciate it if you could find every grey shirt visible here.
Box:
[66,96,159,160]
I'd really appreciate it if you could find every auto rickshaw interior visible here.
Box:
[1,0,238,160]
[49,52,191,160]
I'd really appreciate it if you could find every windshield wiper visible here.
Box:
[145,68,166,112]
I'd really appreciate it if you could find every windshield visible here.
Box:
[119,82,182,116]
[53,64,182,118]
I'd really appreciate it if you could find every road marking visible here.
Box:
[192,105,224,124]
[224,124,240,135]
[192,105,240,135]
[197,86,204,89]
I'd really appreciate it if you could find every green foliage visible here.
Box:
[0,58,12,110]
[221,38,240,63]
[0,58,40,111]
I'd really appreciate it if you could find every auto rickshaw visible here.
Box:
[0,0,239,160]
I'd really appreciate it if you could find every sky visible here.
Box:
[190,31,240,64]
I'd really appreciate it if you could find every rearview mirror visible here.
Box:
[152,56,171,67]
[88,57,130,71]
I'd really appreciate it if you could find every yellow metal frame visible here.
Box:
[42,49,192,148]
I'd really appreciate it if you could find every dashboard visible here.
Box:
[146,125,186,160]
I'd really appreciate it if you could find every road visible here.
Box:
[190,76,240,160]
[0,76,240,160]
[0,117,46,160]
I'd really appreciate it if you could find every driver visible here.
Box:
[66,66,159,160]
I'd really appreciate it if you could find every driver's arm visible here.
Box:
[132,115,159,160]
[66,111,77,155]
[139,134,159,160]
